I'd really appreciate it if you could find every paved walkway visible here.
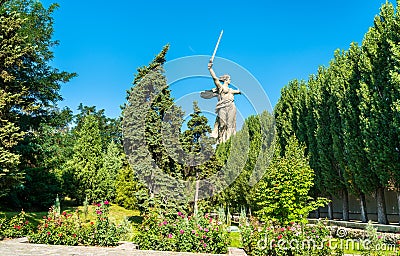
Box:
[0,238,363,256]
[0,238,242,256]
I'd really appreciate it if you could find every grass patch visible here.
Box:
[229,231,242,248]
[64,204,140,224]
[0,211,47,228]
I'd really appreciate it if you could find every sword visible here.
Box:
[210,30,223,63]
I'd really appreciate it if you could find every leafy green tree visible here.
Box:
[254,136,326,225]
[0,0,75,204]
[66,115,103,203]
[214,111,275,213]
[215,116,260,212]
[74,104,121,149]
[0,91,25,197]
[11,109,74,209]
[94,141,123,201]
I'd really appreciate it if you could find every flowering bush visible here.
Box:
[241,217,342,256]
[0,211,32,240]
[135,211,230,254]
[28,201,124,246]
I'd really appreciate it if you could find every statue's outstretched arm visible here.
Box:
[208,61,221,89]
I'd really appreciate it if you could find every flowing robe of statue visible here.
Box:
[201,62,240,144]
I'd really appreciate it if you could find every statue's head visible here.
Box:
[219,74,231,84]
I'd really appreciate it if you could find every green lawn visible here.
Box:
[229,231,242,248]
[64,204,141,224]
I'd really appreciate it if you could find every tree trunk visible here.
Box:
[376,187,388,224]
[359,192,368,223]
[194,172,199,216]
[342,189,350,221]
[315,208,320,219]
[328,195,334,220]
[397,191,400,225]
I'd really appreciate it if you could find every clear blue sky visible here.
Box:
[41,0,395,119]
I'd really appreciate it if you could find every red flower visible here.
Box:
[277,234,283,240]
[90,221,94,225]
[58,233,62,237]
[180,229,184,234]
[104,200,109,205]
[73,234,77,238]
[167,234,173,239]
[25,221,29,224]
[62,211,66,216]
[47,232,50,235]
[44,224,48,228]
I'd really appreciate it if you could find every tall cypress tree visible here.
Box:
[274,80,301,153]
[326,51,353,221]
[336,43,373,223]
[180,101,220,214]
[358,2,400,224]
[123,45,187,212]
[305,76,326,217]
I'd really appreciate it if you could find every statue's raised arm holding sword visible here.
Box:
[201,30,241,143]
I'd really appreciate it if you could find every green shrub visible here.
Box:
[135,210,230,254]
[0,211,32,240]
